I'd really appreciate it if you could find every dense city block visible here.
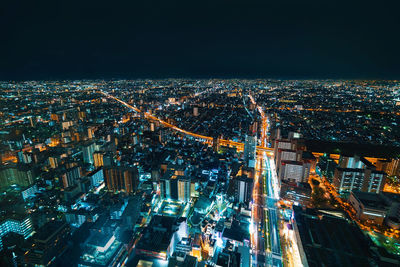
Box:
[0,79,400,267]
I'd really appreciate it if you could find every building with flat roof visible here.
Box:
[24,221,71,266]
[292,206,377,267]
[135,215,177,260]
[349,190,389,225]
[333,168,386,194]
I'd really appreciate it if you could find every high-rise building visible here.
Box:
[24,221,71,266]
[82,141,98,164]
[234,175,253,204]
[0,165,34,189]
[177,176,191,202]
[275,149,302,173]
[17,151,32,164]
[61,166,81,188]
[278,160,305,183]
[273,139,296,161]
[0,215,34,251]
[160,171,178,200]
[333,168,386,194]
[93,151,104,168]
[385,158,400,177]
[243,135,256,168]
[104,166,138,194]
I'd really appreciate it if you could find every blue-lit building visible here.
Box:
[0,215,34,250]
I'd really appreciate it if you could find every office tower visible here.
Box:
[17,151,32,164]
[160,172,178,200]
[278,160,305,183]
[104,166,138,194]
[0,215,33,251]
[178,176,191,202]
[333,167,386,194]
[385,158,400,177]
[86,168,104,188]
[273,139,296,161]
[82,141,97,164]
[243,135,256,168]
[87,126,95,139]
[0,165,34,189]
[234,175,253,204]
[275,149,302,173]
[102,151,114,167]
[61,166,81,188]
[25,221,71,266]
[93,151,104,168]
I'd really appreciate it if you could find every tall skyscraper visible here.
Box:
[234,175,253,204]
[104,166,138,194]
[178,176,191,202]
[243,135,256,168]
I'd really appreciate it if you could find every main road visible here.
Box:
[102,90,282,266]
[100,90,273,155]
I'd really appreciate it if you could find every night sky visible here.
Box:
[1,0,400,80]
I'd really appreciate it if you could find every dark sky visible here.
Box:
[1,0,400,80]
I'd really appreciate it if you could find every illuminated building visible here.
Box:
[104,166,138,194]
[0,164,34,189]
[93,151,104,168]
[234,175,253,204]
[21,184,39,202]
[280,181,312,206]
[61,166,82,188]
[316,154,338,183]
[61,121,74,130]
[160,171,178,200]
[243,135,256,168]
[50,113,59,121]
[175,237,193,254]
[17,151,32,164]
[178,176,191,202]
[333,168,386,194]
[48,155,60,169]
[0,216,33,251]
[82,141,98,164]
[278,160,305,183]
[190,179,199,198]
[86,168,104,188]
[349,191,388,225]
[385,158,400,177]
[273,139,296,161]
[87,126,95,139]
[25,221,71,266]
[275,149,302,173]
[80,231,125,267]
